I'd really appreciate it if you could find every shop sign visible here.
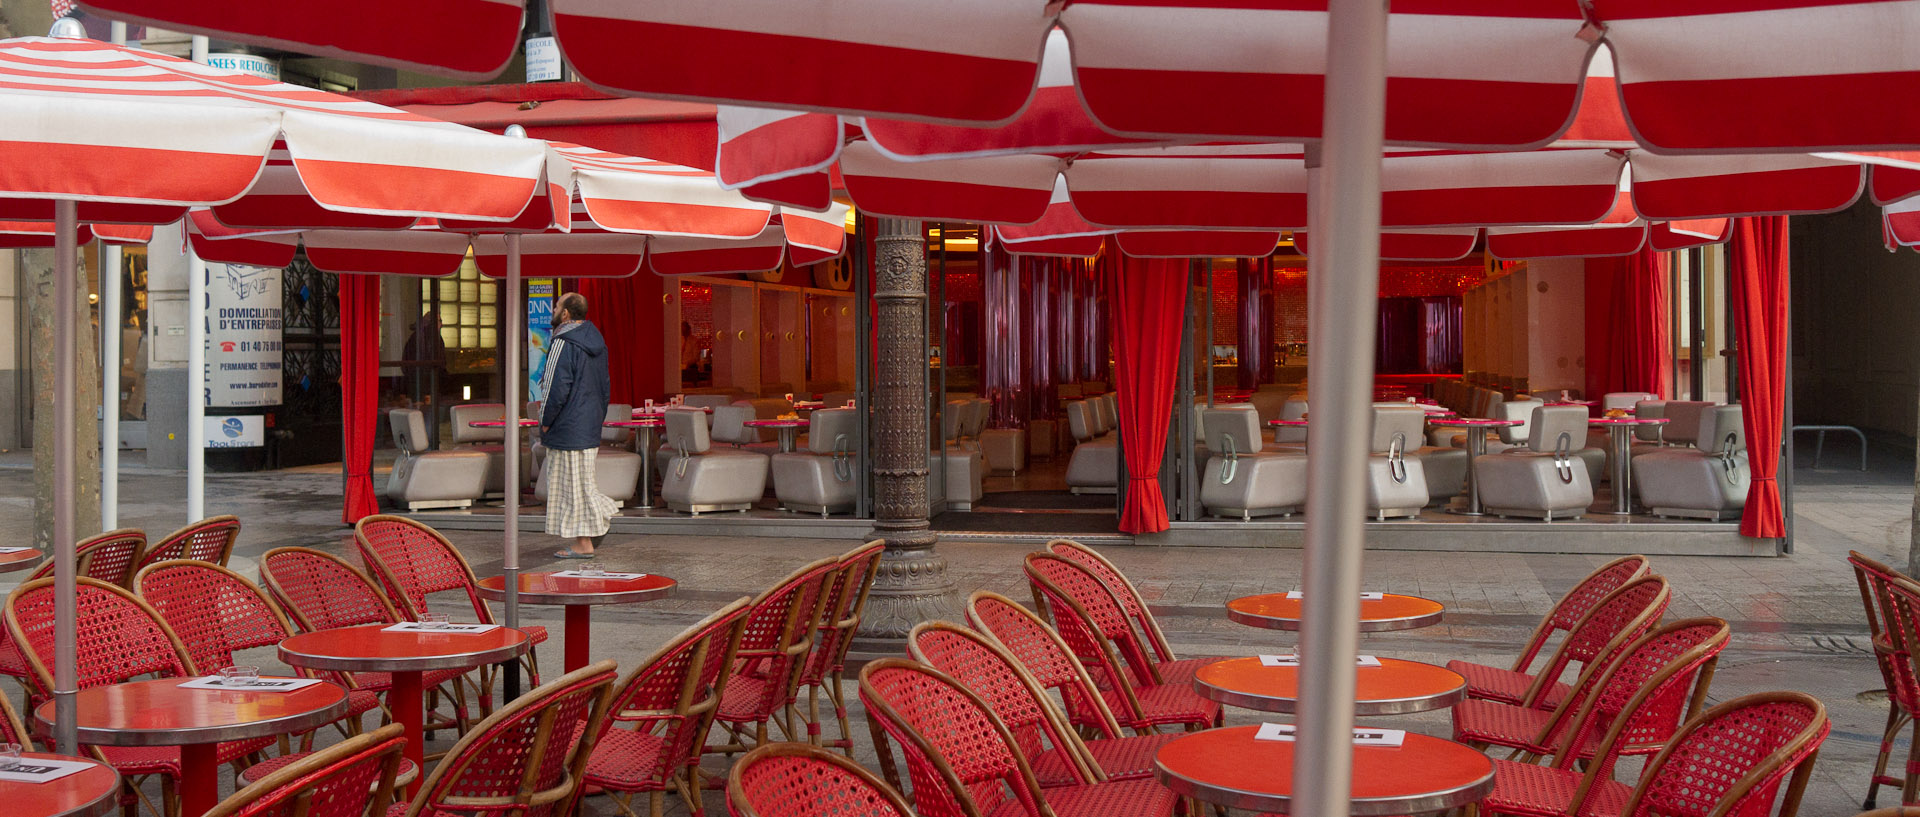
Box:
[205,52,281,81]
[204,415,264,448]
[525,36,562,82]
[205,264,283,408]
[527,279,556,401]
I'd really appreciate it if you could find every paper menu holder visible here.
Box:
[0,757,93,783]
[1259,654,1383,667]
[1283,591,1386,600]
[1254,723,1406,747]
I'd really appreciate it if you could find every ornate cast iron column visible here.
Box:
[858,218,961,643]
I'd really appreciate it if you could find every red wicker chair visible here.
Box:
[1854,551,1920,811]
[1449,575,1670,711]
[707,557,838,758]
[5,577,275,817]
[396,661,619,817]
[791,540,883,753]
[1454,617,1727,778]
[965,591,1138,739]
[0,528,146,695]
[727,742,914,817]
[202,724,406,817]
[1043,539,1229,687]
[1476,691,1829,817]
[259,546,474,736]
[582,597,752,817]
[1867,567,1920,810]
[1024,555,1221,731]
[858,658,1177,817]
[910,621,1182,789]
[134,515,241,571]
[134,560,394,783]
[353,515,546,697]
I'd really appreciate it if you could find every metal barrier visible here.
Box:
[1790,425,1867,471]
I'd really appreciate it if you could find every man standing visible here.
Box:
[539,292,618,558]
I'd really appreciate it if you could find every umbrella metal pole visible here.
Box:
[1295,3,1389,816]
[101,242,120,529]
[502,233,523,700]
[187,242,205,521]
[53,200,78,755]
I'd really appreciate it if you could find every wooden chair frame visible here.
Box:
[726,742,915,817]
[200,724,405,817]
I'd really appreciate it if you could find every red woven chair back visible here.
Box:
[726,558,837,719]
[259,547,402,632]
[727,743,914,817]
[31,528,147,586]
[405,662,619,817]
[1515,555,1650,671]
[909,622,1093,785]
[1524,575,1669,707]
[598,598,751,787]
[354,514,489,623]
[204,724,405,817]
[5,577,194,695]
[1852,552,1920,713]
[136,560,295,677]
[1023,554,1154,686]
[137,515,241,570]
[1046,539,1176,663]
[1615,692,1829,817]
[0,688,30,750]
[858,659,1044,817]
[966,591,1123,739]
[799,541,884,688]
[1547,618,1729,779]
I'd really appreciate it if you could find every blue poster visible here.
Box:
[526,280,555,401]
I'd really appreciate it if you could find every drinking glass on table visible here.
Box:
[0,742,22,770]
[577,560,606,577]
[219,665,260,686]
[420,613,452,629]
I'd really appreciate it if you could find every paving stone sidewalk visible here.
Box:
[0,435,1909,815]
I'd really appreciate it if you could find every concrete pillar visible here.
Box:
[857,218,960,644]
[144,222,191,468]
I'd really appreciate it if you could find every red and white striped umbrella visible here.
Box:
[0,220,149,248]
[0,36,546,226]
[1883,196,1920,249]
[90,1,1920,153]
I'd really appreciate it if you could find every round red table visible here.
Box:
[1154,725,1494,815]
[1591,416,1670,515]
[7,752,119,817]
[0,548,43,573]
[1194,657,1466,715]
[475,572,675,672]
[1227,593,1443,632]
[743,419,809,453]
[36,678,347,817]
[1428,418,1523,516]
[467,419,539,428]
[280,624,529,796]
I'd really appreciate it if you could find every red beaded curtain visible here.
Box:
[1583,247,1672,400]
[1109,251,1187,534]
[1730,217,1788,539]
[338,273,379,524]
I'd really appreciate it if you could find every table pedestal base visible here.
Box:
[392,670,425,798]
[565,605,592,672]
[179,742,219,817]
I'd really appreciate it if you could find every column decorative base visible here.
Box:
[854,538,962,648]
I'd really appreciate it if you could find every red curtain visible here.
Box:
[1730,217,1789,539]
[573,276,643,405]
[338,273,380,525]
[1110,253,1187,535]
[1583,246,1671,399]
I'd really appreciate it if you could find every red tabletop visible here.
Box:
[1194,657,1467,715]
[0,548,42,573]
[636,406,712,415]
[6,753,119,817]
[1267,419,1309,427]
[1590,416,1669,426]
[742,419,808,429]
[37,677,348,747]
[475,572,676,606]
[1227,593,1444,632]
[603,419,663,429]
[793,401,826,409]
[1428,418,1521,428]
[279,623,531,674]
[1154,725,1494,815]
[467,419,538,428]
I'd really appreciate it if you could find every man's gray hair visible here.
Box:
[557,291,589,320]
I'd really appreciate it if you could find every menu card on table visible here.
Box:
[1284,591,1385,600]
[1254,723,1406,747]
[1259,654,1382,668]
[552,570,649,581]
[383,622,501,634]
[0,547,34,554]
[0,757,95,783]
[178,675,325,692]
